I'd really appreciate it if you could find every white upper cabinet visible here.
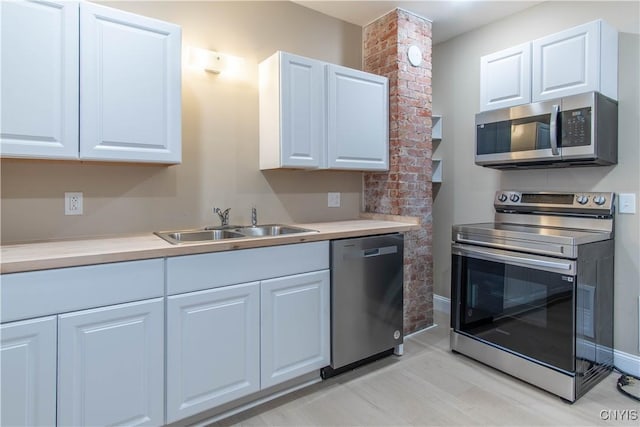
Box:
[259,51,389,171]
[0,1,181,163]
[260,52,324,169]
[480,20,618,111]
[480,42,531,111]
[327,64,389,170]
[80,2,182,163]
[0,0,79,159]
[532,20,618,102]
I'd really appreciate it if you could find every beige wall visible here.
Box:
[0,1,363,243]
[432,1,640,356]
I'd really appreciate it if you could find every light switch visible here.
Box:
[618,193,636,214]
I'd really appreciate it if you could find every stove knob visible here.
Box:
[593,195,607,205]
[510,194,520,202]
[576,195,589,205]
[498,193,508,202]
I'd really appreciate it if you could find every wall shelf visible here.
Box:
[432,159,442,183]
[432,114,442,183]
[432,115,442,141]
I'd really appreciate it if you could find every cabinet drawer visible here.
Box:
[167,241,329,295]
[1,259,164,323]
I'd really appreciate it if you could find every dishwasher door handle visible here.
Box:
[362,245,398,257]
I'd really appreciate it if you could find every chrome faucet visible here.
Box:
[251,207,258,227]
[214,207,230,226]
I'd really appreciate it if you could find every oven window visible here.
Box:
[453,255,574,372]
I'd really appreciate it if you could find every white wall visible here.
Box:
[432,1,640,356]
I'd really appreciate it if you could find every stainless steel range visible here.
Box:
[450,190,615,402]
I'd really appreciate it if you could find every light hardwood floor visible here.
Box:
[216,311,639,426]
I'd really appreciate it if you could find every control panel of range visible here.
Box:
[494,191,615,214]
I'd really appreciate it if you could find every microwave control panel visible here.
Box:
[561,107,592,147]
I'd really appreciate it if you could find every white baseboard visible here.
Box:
[614,349,640,377]
[433,294,450,315]
[435,294,639,377]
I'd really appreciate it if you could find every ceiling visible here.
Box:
[293,1,543,44]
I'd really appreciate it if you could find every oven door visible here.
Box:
[451,243,576,373]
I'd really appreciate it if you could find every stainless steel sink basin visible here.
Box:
[155,224,318,245]
[155,229,246,245]
[232,224,318,237]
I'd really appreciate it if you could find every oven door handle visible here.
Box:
[455,235,565,257]
[452,243,575,274]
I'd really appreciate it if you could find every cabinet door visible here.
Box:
[166,282,260,423]
[79,2,181,163]
[261,270,330,389]
[1,317,57,427]
[259,52,324,169]
[0,0,79,159]
[280,53,325,168]
[480,42,531,111]
[532,21,600,102]
[327,65,389,170]
[57,298,164,427]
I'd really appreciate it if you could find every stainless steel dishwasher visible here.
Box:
[321,233,404,378]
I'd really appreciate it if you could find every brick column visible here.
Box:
[363,9,433,334]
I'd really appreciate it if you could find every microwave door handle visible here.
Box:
[550,104,560,156]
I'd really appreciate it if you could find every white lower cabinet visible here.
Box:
[0,243,331,426]
[166,271,329,422]
[261,270,330,389]
[1,316,57,427]
[57,298,164,427]
[166,282,261,423]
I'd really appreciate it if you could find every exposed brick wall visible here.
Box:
[363,9,433,334]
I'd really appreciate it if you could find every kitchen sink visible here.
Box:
[155,224,318,244]
[154,229,246,245]
[232,224,318,237]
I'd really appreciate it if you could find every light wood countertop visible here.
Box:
[1,217,420,274]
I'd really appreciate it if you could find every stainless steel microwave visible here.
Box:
[475,92,617,169]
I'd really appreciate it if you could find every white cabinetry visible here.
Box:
[57,299,164,427]
[165,242,329,421]
[532,20,618,102]
[261,270,330,389]
[166,283,260,423]
[480,42,531,111]
[0,1,181,163]
[79,3,181,163]
[0,0,79,159]
[259,52,325,168]
[259,51,389,171]
[0,258,165,427]
[1,317,57,427]
[479,20,618,111]
[0,242,332,426]
[327,65,389,170]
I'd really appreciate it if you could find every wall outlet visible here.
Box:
[328,192,341,208]
[618,193,636,214]
[65,192,83,215]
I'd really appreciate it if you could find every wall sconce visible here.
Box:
[187,46,244,75]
